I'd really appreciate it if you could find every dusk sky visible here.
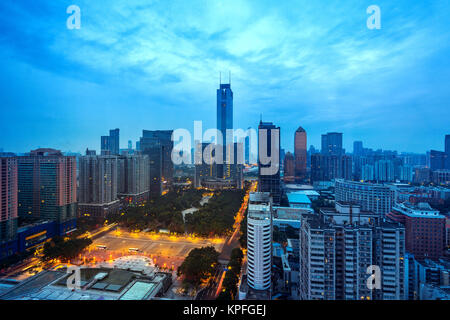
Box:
[0,0,449,154]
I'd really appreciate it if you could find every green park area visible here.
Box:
[108,187,245,237]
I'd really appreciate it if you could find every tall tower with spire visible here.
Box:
[216,76,233,178]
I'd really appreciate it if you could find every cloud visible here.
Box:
[0,0,449,153]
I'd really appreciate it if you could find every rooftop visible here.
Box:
[287,192,311,205]
[393,202,444,219]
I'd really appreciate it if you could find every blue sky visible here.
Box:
[0,0,449,154]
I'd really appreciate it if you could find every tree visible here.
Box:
[41,237,92,262]
[178,246,219,287]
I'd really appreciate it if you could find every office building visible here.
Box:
[310,153,324,183]
[194,142,215,188]
[283,152,295,182]
[245,127,251,164]
[117,154,150,204]
[101,128,120,156]
[430,150,447,171]
[321,132,343,156]
[139,130,174,196]
[335,179,395,216]
[294,127,307,182]
[216,82,233,179]
[17,149,77,235]
[258,121,281,205]
[194,142,242,189]
[247,192,272,291]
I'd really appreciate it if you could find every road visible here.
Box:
[218,181,257,263]
[195,265,225,300]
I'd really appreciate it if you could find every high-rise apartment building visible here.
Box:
[335,179,395,216]
[78,155,120,218]
[17,149,77,235]
[387,202,445,260]
[374,160,395,182]
[294,126,307,182]
[299,202,406,300]
[361,164,375,181]
[247,192,272,291]
[353,141,363,156]
[0,157,18,245]
[258,121,281,205]
[399,165,413,182]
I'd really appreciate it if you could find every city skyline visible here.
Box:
[0,1,449,154]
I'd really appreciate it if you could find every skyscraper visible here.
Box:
[101,128,120,155]
[109,128,120,155]
[283,152,295,182]
[216,82,233,178]
[294,126,307,182]
[310,153,324,183]
[194,142,217,188]
[139,130,174,196]
[117,154,150,204]
[245,127,251,165]
[78,155,120,218]
[17,149,77,235]
[258,121,281,205]
[321,132,343,156]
